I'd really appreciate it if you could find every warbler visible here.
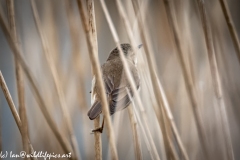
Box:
[88,43,142,133]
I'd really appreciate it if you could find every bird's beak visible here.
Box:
[138,44,143,49]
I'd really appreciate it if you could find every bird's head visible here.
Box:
[107,43,142,65]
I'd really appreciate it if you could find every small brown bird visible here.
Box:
[88,43,142,133]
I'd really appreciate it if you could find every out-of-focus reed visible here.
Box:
[0,0,240,160]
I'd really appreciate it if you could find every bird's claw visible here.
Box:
[91,127,103,134]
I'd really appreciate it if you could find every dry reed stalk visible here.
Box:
[105,108,122,160]
[30,1,80,159]
[179,1,197,92]
[76,0,118,159]
[99,0,160,160]
[93,116,102,160]
[139,51,166,159]
[211,30,233,159]
[64,4,91,153]
[65,0,91,158]
[168,137,180,160]
[104,110,122,160]
[131,0,189,159]
[65,0,88,112]
[43,1,59,67]
[196,0,234,159]
[86,1,102,159]
[6,0,30,159]
[124,0,173,159]
[0,9,74,160]
[156,78,189,160]
[112,109,123,142]
[162,0,210,159]
[111,3,142,159]
[127,106,142,160]
[139,69,165,155]
[115,0,187,159]
[126,88,156,160]
[0,71,22,135]
[219,0,240,64]
[0,71,38,160]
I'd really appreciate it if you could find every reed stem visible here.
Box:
[76,0,118,159]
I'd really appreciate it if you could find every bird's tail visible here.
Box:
[87,101,102,120]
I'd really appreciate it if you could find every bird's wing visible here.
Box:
[88,75,116,119]
[88,60,140,119]
[108,61,140,115]
[104,75,114,94]
[109,77,140,115]
[109,87,132,114]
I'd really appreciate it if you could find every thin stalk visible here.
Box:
[93,116,102,160]
[156,78,189,160]
[131,1,168,155]
[213,19,237,159]
[86,1,102,159]
[115,0,187,159]
[112,110,123,143]
[114,4,143,160]
[219,0,240,64]
[126,89,155,160]
[76,0,118,159]
[106,108,123,160]
[162,0,210,159]
[65,0,88,112]
[99,0,160,160]
[7,0,29,160]
[0,8,74,159]
[127,106,142,160]
[0,71,37,160]
[6,0,30,159]
[0,71,22,137]
[30,1,80,159]
[196,0,234,159]
[65,0,91,158]
[125,0,173,159]
[131,0,189,159]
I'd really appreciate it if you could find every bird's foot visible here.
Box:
[91,127,103,134]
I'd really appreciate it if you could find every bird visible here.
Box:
[88,43,142,133]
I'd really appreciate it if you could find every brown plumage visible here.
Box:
[88,43,141,120]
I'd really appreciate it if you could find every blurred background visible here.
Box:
[0,0,240,159]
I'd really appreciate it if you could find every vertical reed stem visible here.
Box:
[219,0,240,64]
[76,0,118,159]
[30,1,80,159]
[126,89,155,160]
[130,1,173,159]
[196,0,234,159]
[65,0,91,158]
[162,0,210,159]
[127,106,142,160]
[93,116,102,160]
[86,1,102,159]
[0,71,37,160]
[99,0,161,159]
[87,0,102,158]
[0,8,74,159]
[131,0,189,159]
[6,1,30,159]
